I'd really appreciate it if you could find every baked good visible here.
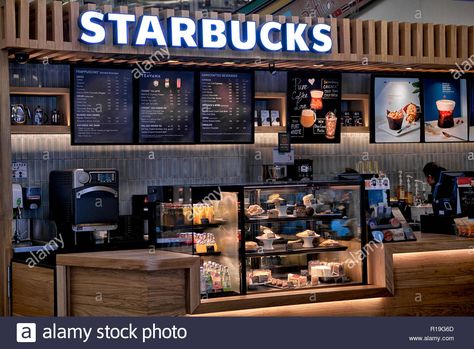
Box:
[246,204,264,216]
[305,207,315,216]
[267,208,279,218]
[297,230,318,238]
[261,229,276,239]
[303,194,314,207]
[404,103,419,123]
[386,109,404,130]
[320,239,341,247]
[245,241,258,251]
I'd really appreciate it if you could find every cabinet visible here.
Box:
[153,182,366,300]
[242,182,366,294]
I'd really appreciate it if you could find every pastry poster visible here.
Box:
[423,78,468,142]
[287,72,341,144]
[372,77,422,143]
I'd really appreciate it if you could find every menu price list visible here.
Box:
[73,68,134,144]
[199,72,253,143]
[139,71,195,143]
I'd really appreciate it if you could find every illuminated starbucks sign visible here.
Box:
[78,11,332,53]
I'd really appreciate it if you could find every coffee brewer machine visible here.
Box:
[49,169,119,249]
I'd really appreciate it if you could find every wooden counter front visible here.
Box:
[56,249,200,316]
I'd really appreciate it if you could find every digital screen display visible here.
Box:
[287,72,341,144]
[138,71,195,143]
[372,77,422,143]
[423,78,468,142]
[72,67,134,144]
[199,72,253,143]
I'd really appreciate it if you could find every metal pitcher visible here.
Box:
[33,105,48,125]
[11,104,30,125]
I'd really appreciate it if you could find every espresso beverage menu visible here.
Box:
[73,67,133,144]
[139,71,195,143]
[199,72,253,143]
[287,71,341,144]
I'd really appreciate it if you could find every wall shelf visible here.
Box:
[9,86,71,134]
[11,125,70,134]
[255,92,287,133]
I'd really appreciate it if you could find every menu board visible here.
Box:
[470,80,474,142]
[372,77,422,143]
[199,72,253,143]
[287,72,341,143]
[138,71,195,143]
[72,67,134,144]
[424,78,468,142]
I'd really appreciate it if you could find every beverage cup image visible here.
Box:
[386,110,404,130]
[310,90,324,110]
[300,109,316,128]
[436,99,455,128]
[325,112,337,139]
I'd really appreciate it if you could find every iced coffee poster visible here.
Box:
[372,77,422,143]
[423,78,468,142]
[287,72,341,144]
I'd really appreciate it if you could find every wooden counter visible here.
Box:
[195,233,474,316]
[56,249,200,316]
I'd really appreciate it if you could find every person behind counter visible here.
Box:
[422,162,447,202]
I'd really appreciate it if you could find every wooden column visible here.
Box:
[0,49,12,316]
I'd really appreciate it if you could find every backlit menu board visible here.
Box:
[72,67,133,144]
[287,72,341,144]
[423,78,468,142]
[199,72,253,143]
[138,71,195,143]
[371,77,422,143]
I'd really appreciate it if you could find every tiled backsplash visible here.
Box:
[12,133,474,219]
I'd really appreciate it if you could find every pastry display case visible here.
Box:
[242,181,367,294]
[152,181,366,299]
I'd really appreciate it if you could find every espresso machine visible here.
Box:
[49,169,119,249]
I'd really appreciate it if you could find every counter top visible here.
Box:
[56,249,199,271]
[383,232,474,253]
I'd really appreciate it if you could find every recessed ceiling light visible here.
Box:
[168,60,180,63]
[223,61,235,65]
[406,67,413,70]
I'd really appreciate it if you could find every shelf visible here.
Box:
[10,87,70,96]
[11,125,70,134]
[160,221,227,231]
[245,245,347,257]
[246,213,343,224]
[341,93,369,101]
[341,126,369,133]
[255,126,286,133]
[195,251,222,257]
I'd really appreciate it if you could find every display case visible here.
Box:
[151,181,366,300]
[152,186,242,299]
[243,181,366,294]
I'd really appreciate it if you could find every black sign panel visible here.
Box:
[72,67,134,144]
[287,72,341,143]
[199,72,254,143]
[138,71,195,144]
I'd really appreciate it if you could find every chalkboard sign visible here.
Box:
[199,71,254,143]
[72,67,134,144]
[458,185,474,217]
[287,72,341,143]
[138,71,195,144]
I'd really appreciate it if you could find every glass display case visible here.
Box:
[242,181,366,294]
[151,181,366,300]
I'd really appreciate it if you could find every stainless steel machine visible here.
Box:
[49,169,119,248]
